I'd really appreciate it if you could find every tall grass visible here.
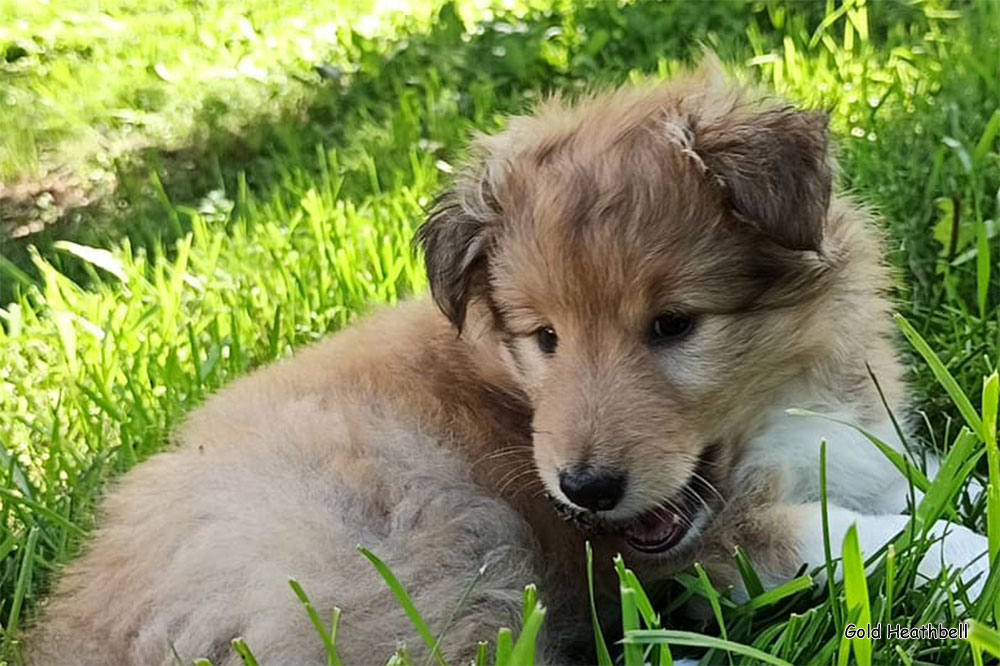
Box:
[1,0,997,663]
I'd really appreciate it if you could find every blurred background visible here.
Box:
[0,0,997,661]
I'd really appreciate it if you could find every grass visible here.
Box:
[0,0,998,663]
[0,0,448,182]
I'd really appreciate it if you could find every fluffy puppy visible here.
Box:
[29,60,987,665]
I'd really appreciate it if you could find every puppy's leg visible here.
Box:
[700,501,988,602]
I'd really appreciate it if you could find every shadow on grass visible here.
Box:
[0,0,831,304]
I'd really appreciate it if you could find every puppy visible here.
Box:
[29,60,988,665]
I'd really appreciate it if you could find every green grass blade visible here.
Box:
[975,219,991,319]
[494,627,513,666]
[985,372,1000,619]
[984,371,999,503]
[620,588,644,666]
[968,619,1000,658]
[732,546,765,599]
[842,525,872,666]
[585,542,614,666]
[820,440,842,629]
[883,544,895,628]
[427,563,487,666]
[385,646,415,666]
[357,546,447,666]
[911,428,980,534]
[521,583,536,626]
[508,592,546,666]
[288,578,343,666]
[625,630,795,666]
[0,487,86,537]
[745,575,813,611]
[1,526,39,653]
[613,555,660,628]
[231,638,260,666]
[693,563,727,641]
[973,109,1000,164]
[894,313,985,440]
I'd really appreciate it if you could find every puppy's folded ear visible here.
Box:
[693,108,832,252]
[417,169,499,332]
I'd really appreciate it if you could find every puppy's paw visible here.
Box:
[799,505,989,601]
[919,520,989,600]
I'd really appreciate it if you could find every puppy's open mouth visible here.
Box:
[622,501,697,553]
[555,446,719,555]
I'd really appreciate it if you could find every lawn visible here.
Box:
[0,0,998,664]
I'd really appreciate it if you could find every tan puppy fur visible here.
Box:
[29,60,987,665]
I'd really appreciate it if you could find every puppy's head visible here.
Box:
[418,61,839,558]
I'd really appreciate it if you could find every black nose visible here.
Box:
[558,465,626,512]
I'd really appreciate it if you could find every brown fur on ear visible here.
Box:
[693,108,832,252]
[416,163,500,331]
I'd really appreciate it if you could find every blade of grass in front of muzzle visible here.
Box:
[614,555,660,628]
[620,587,644,666]
[586,541,614,666]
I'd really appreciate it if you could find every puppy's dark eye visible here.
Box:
[649,313,695,344]
[536,327,558,354]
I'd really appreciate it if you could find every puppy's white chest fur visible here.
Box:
[741,384,915,514]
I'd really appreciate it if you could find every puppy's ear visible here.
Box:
[416,167,499,332]
[694,108,831,252]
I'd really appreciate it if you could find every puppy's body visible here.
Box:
[32,303,595,664]
[31,64,987,664]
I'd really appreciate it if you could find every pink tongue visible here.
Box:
[625,510,683,551]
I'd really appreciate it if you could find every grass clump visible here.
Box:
[0,0,998,663]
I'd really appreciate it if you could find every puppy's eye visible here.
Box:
[649,313,695,344]
[536,327,558,354]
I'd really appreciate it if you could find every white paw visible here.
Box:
[798,505,990,601]
[919,520,990,600]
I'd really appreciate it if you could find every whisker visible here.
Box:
[469,446,534,470]
[689,471,724,503]
[491,461,537,488]
[680,484,714,519]
[497,468,545,497]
